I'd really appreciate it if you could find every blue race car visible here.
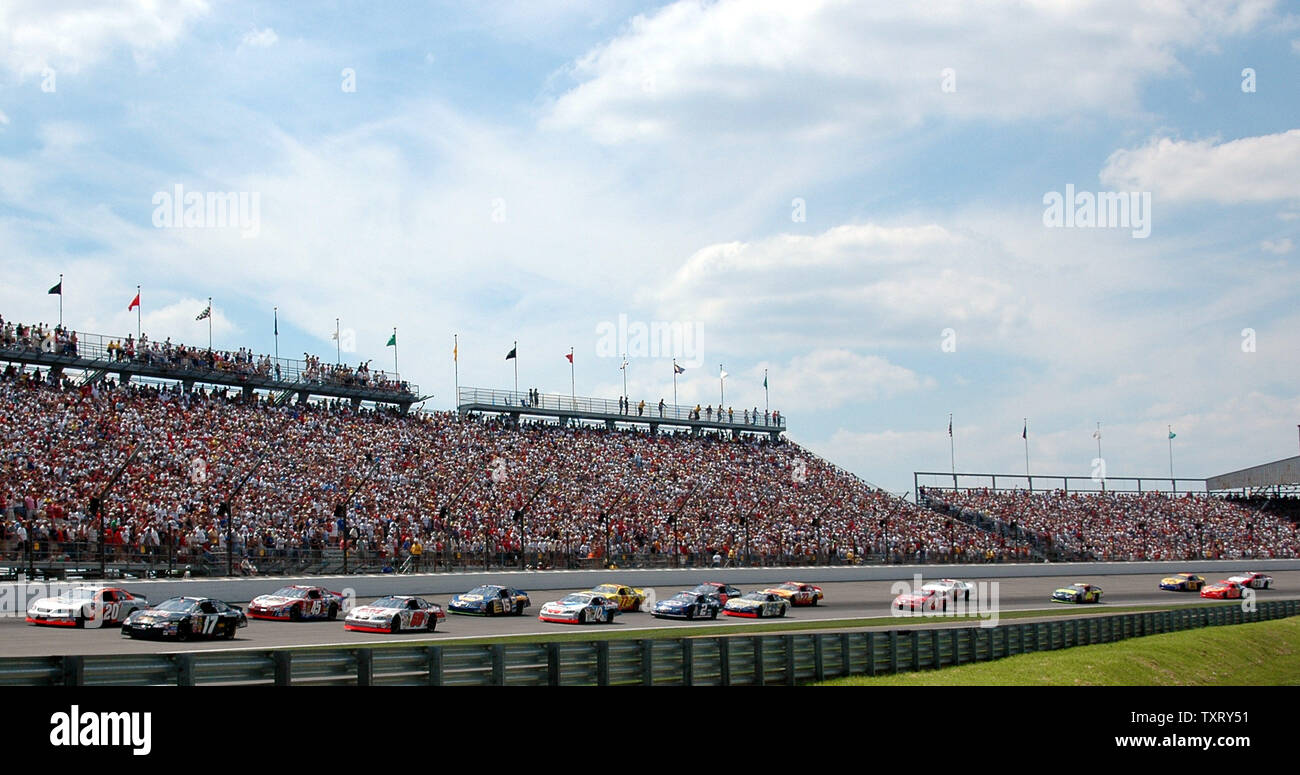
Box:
[652,591,722,620]
[448,585,531,616]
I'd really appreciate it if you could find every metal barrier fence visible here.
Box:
[2,600,1294,686]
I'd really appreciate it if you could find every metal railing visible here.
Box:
[458,387,786,430]
[915,471,1209,496]
[4,600,1292,686]
[1,328,417,402]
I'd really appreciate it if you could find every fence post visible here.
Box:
[719,637,731,686]
[814,634,825,682]
[682,638,694,686]
[889,631,900,673]
[356,649,372,686]
[911,630,921,671]
[641,639,654,686]
[864,633,875,676]
[931,629,941,668]
[491,644,506,686]
[273,651,292,686]
[175,653,195,687]
[596,640,610,687]
[427,646,443,686]
[753,637,765,686]
[785,636,797,685]
[63,655,83,687]
[547,643,560,687]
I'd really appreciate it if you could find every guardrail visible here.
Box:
[3,600,1293,686]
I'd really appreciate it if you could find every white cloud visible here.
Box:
[544,0,1274,143]
[653,222,1025,355]
[0,0,209,78]
[240,27,278,49]
[0,110,8,126]
[1100,130,1300,203]
[1261,237,1294,254]
[760,350,933,410]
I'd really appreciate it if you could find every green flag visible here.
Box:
[1168,431,1176,439]
[386,333,397,347]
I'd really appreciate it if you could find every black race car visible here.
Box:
[651,591,723,620]
[121,596,247,641]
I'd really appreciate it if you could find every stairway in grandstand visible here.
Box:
[78,367,109,387]
[915,491,1060,562]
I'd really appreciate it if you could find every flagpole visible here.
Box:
[1168,425,1175,490]
[672,359,678,408]
[569,347,575,410]
[513,340,518,397]
[273,307,279,360]
[949,413,956,490]
[764,368,769,416]
[58,274,63,328]
[719,363,724,406]
[335,318,341,364]
[1024,418,1030,480]
[135,284,141,341]
[392,327,398,377]
[453,334,459,411]
[1096,421,1104,493]
[207,297,212,351]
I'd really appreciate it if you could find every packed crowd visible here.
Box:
[0,314,412,396]
[920,487,1300,561]
[0,369,1028,573]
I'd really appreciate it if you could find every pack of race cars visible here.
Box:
[20,571,1280,639]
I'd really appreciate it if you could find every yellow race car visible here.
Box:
[587,583,647,612]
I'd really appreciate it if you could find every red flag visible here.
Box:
[128,292,140,311]
[565,352,573,363]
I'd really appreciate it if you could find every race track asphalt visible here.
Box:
[3,570,1295,658]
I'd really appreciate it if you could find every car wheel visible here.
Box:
[710,609,718,620]
[327,604,338,621]
[811,597,817,606]
[224,622,237,640]
[75,615,85,628]
[779,606,786,618]
[290,606,302,622]
[514,602,524,616]
[177,622,191,642]
[942,599,947,612]
[390,616,402,634]
[687,608,695,620]
[426,616,437,633]
[964,589,970,601]
[578,610,587,625]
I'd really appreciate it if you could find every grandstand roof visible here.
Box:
[1207,456,1300,492]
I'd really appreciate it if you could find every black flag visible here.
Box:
[506,346,517,360]
[48,281,62,295]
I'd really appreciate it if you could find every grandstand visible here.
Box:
[3,313,1297,581]
[0,318,420,412]
[916,468,1300,563]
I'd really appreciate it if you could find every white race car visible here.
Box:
[1228,572,1273,590]
[538,593,620,624]
[343,595,445,633]
[923,579,974,601]
[26,586,148,628]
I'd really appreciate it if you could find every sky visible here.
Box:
[1,0,1298,496]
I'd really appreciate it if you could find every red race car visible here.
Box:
[762,581,823,606]
[1200,580,1245,600]
[247,585,346,621]
[893,588,946,612]
[26,585,148,628]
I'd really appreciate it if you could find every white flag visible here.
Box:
[1092,430,1101,440]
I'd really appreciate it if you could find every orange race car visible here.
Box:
[762,581,823,607]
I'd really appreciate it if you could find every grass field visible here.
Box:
[816,615,1300,686]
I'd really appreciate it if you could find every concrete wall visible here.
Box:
[4,558,1299,608]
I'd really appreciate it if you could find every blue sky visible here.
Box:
[1,0,1298,495]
